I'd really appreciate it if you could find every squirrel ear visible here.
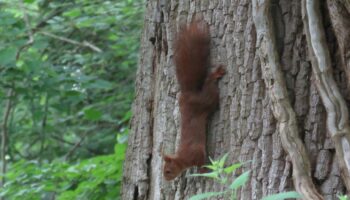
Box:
[163,155,172,163]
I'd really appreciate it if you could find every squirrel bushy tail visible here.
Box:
[174,21,210,92]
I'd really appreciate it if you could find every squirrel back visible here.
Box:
[174,21,210,92]
[163,20,225,181]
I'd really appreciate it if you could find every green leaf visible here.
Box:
[84,108,102,121]
[87,79,114,90]
[65,90,82,97]
[224,163,242,174]
[24,0,35,3]
[202,164,217,171]
[0,47,17,67]
[218,153,228,168]
[0,14,17,26]
[188,171,219,180]
[117,130,129,143]
[63,9,82,18]
[189,192,225,200]
[115,143,127,160]
[338,195,349,200]
[229,171,250,190]
[209,157,221,167]
[120,110,132,123]
[262,191,302,200]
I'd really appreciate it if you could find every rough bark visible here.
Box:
[122,0,349,199]
[327,0,350,94]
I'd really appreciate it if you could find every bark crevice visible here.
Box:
[326,0,350,92]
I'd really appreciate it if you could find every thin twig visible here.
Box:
[64,132,89,160]
[39,31,102,53]
[50,135,98,155]
[50,135,75,146]
[33,9,65,31]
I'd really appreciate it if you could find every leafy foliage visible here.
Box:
[189,154,301,200]
[1,144,126,200]
[338,195,349,200]
[0,0,143,199]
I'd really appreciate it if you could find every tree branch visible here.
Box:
[50,135,75,146]
[39,31,102,53]
[50,135,98,155]
[252,0,324,199]
[64,132,88,161]
[303,0,350,191]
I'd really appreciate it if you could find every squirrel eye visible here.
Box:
[166,170,171,174]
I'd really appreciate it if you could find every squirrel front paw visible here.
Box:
[212,65,226,79]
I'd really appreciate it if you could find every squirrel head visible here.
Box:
[163,154,183,181]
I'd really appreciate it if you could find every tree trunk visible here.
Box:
[122,0,350,199]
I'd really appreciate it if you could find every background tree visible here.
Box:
[0,0,143,199]
[122,0,350,199]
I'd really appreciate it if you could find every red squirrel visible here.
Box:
[163,21,225,181]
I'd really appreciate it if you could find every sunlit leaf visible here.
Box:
[229,171,250,190]
[224,163,242,174]
[188,171,219,180]
[338,195,349,200]
[189,192,225,200]
[115,143,127,160]
[218,153,228,168]
[120,110,132,123]
[63,9,82,18]
[202,164,217,170]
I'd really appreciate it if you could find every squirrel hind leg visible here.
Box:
[193,65,225,111]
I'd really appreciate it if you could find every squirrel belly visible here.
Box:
[163,21,225,181]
